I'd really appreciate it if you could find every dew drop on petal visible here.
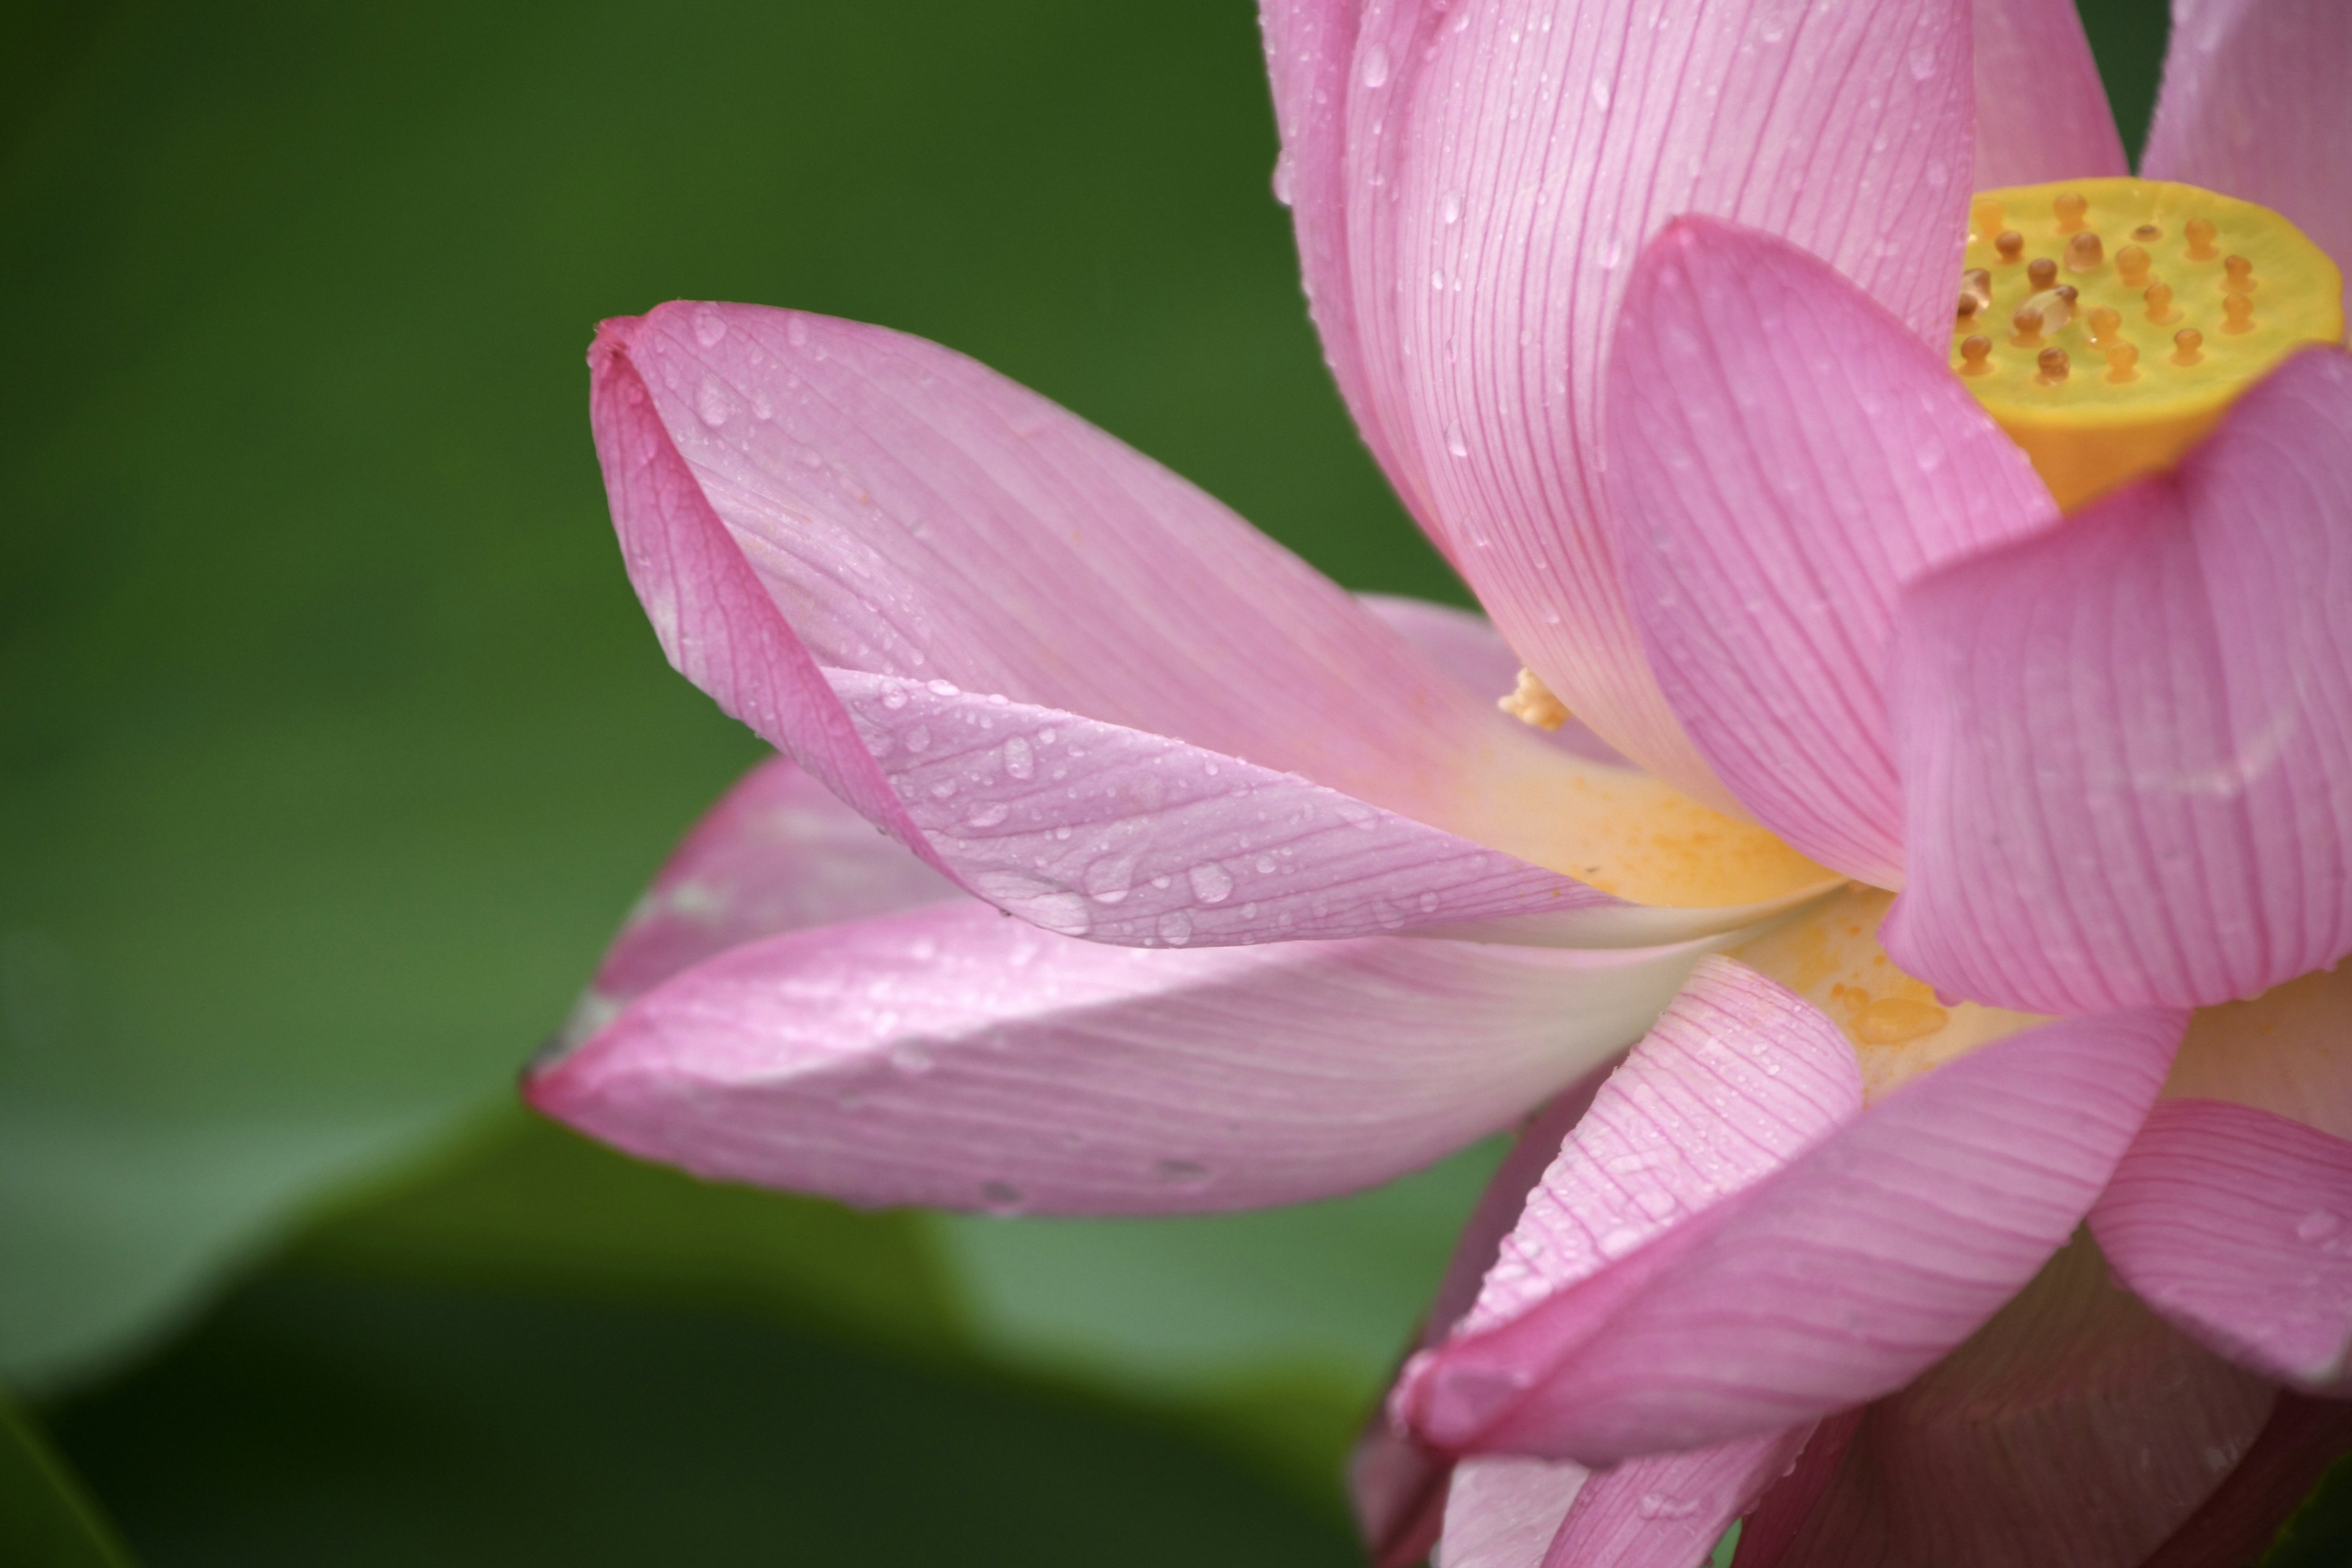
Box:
[1002,736,1035,780]
[1188,863,1235,903]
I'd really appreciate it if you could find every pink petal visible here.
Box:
[528,902,1715,1215]
[1457,957,1865,1338]
[1542,1427,1809,1568]
[1727,1412,1864,1568]
[1257,0,1444,543]
[1606,218,2057,887]
[1351,0,1978,804]
[559,754,956,1047]
[2143,0,2352,304]
[2142,1393,2352,1568]
[1355,1079,1614,1568]
[590,306,1833,948]
[1401,1003,2185,1463]
[1967,0,2127,188]
[1883,348,2352,1012]
[2092,1098,2352,1395]
[1760,1235,2275,1568]
[1437,1457,1591,1568]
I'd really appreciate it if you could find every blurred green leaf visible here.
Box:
[0,0,1444,1388]
[45,1270,1357,1568]
[1,1391,135,1568]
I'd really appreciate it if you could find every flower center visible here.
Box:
[1951,178,2343,511]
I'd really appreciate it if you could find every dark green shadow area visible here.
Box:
[44,1270,1356,1568]
[1,1393,135,1568]
[2077,0,2171,161]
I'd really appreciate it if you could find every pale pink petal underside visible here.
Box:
[1969,0,2127,187]
[1607,218,2057,887]
[1374,0,1978,805]
[529,902,1710,1215]
[2143,0,2352,304]
[2093,1098,2352,1395]
[559,754,956,1047]
[2165,962,2352,1142]
[1885,348,2352,1012]
[1438,1457,1591,1568]
[1766,1235,2275,1568]
[1542,1427,1809,1568]
[1358,594,1627,766]
[1403,1005,2184,1463]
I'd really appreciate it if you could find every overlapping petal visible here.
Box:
[556,753,956,1049]
[1267,0,1978,804]
[1542,1427,1808,1568]
[2093,1099,2352,1395]
[1438,1457,1590,1568]
[1606,218,2057,887]
[2143,0,2352,304]
[1752,1235,2275,1568]
[1403,1000,2183,1463]
[1885,348,2352,1012]
[529,900,1716,1216]
[589,303,1833,948]
[1968,0,2127,189]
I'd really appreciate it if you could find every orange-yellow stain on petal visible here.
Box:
[1733,886,2045,1101]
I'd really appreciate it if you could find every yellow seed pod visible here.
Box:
[1953,178,2343,511]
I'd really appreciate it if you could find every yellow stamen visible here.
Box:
[1498,666,1570,732]
[1954,178,2344,510]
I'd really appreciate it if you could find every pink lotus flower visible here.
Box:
[527,0,2352,1561]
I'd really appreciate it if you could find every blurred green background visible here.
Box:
[4,0,2337,1563]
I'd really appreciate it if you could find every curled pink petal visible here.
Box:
[2142,1393,2352,1568]
[1402,1004,2184,1464]
[1374,0,1977,804]
[591,304,1833,948]
[1968,0,2127,187]
[1762,1235,2274,1568]
[1352,1082,1609,1568]
[529,901,1713,1215]
[2093,1098,2352,1395]
[2143,0,2352,302]
[1607,219,2057,887]
[559,754,955,1046]
[1885,348,2352,1012]
[1541,1426,1809,1568]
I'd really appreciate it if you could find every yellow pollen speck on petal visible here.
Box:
[1733,887,2046,1102]
[1955,177,2344,511]
[1498,667,1569,731]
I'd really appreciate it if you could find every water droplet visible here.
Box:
[1255,854,1278,874]
[1908,42,1939,81]
[1440,189,1463,225]
[1085,856,1137,904]
[905,726,930,753]
[1637,1491,1701,1520]
[880,684,909,710]
[1188,863,1235,903]
[967,801,1009,828]
[1157,910,1194,946]
[926,678,959,697]
[1271,152,1295,206]
[696,379,729,427]
[785,315,809,348]
[693,306,728,347]
[1599,1226,1645,1259]
[1446,423,1470,458]
[1590,80,1611,110]
[1003,737,1035,780]
[1360,43,1391,87]
[979,1180,1027,1215]
[2298,1210,2342,1243]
